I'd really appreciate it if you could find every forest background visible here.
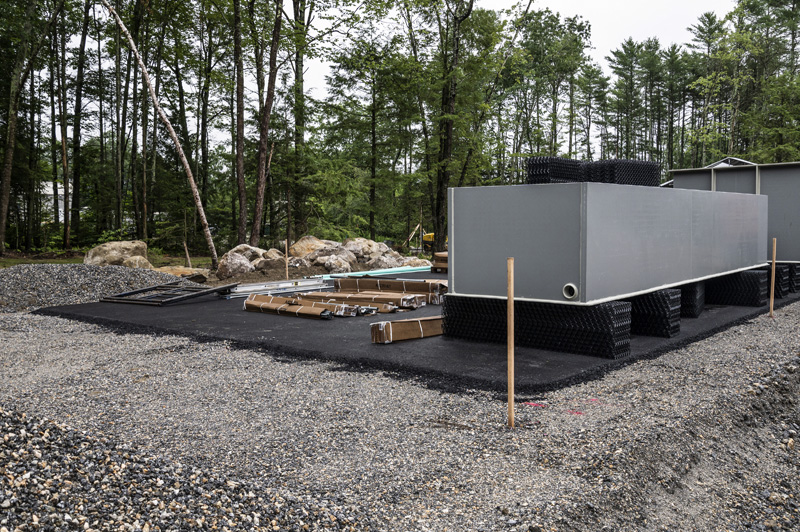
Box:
[1,0,798,257]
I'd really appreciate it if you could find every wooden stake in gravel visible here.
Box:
[770,238,777,318]
[507,257,515,428]
[98,0,219,270]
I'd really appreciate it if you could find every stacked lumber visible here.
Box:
[333,278,447,305]
[244,294,360,317]
[371,316,443,344]
[432,252,448,273]
[298,291,425,310]
[243,294,333,319]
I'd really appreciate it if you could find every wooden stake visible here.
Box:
[770,237,777,318]
[507,257,515,428]
[285,237,289,281]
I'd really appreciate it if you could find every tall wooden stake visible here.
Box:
[507,257,515,428]
[285,237,289,281]
[770,238,777,318]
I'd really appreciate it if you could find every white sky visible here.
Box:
[306,0,738,97]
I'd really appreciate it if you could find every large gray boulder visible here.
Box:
[84,240,148,266]
[324,255,352,274]
[343,238,391,263]
[216,252,254,280]
[122,255,154,269]
[264,248,284,260]
[306,245,357,266]
[402,257,432,267]
[229,244,269,262]
[366,255,403,270]
[253,258,286,271]
[289,235,327,258]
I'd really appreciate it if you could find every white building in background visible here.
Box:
[40,182,69,223]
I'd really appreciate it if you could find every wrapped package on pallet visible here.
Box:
[371,316,443,344]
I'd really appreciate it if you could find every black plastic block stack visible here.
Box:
[705,270,768,307]
[789,264,799,293]
[527,157,660,187]
[760,264,791,298]
[526,157,584,184]
[680,281,705,318]
[623,289,681,337]
[442,295,631,359]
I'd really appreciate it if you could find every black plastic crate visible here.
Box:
[705,270,768,307]
[443,295,631,359]
[680,281,705,318]
[623,289,681,337]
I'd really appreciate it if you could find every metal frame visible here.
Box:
[101,282,238,306]
[223,278,329,299]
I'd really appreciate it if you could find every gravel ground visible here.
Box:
[1,265,799,531]
[0,264,200,312]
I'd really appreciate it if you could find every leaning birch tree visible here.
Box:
[98,0,219,269]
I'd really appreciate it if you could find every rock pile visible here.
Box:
[84,240,152,269]
[0,405,363,531]
[215,237,431,280]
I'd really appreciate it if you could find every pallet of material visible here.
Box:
[371,316,443,344]
[244,294,360,317]
[243,298,333,319]
[336,289,442,305]
[299,291,425,309]
[333,278,447,295]
[432,251,448,273]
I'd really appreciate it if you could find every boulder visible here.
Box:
[324,255,352,274]
[289,235,327,258]
[306,246,357,266]
[216,252,254,280]
[253,258,286,271]
[84,240,148,266]
[122,255,153,269]
[366,255,403,270]
[402,257,432,267]
[229,244,269,262]
[343,237,387,263]
[264,248,284,260]
[288,257,311,269]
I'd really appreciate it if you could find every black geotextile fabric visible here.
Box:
[705,270,768,307]
[525,157,660,187]
[623,289,682,338]
[790,264,799,293]
[759,264,791,299]
[680,281,706,318]
[442,295,632,359]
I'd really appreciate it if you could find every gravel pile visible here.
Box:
[0,264,199,312]
[0,406,364,531]
[1,264,799,531]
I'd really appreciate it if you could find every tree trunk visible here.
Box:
[100,0,219,269]
[58,12,71,249]
[370,83,377,241]
[234,0,247,244]
[70,0,91,244]
[250,0,283,246]
[48,41,59,234]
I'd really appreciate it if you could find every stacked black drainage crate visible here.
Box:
[526,157,660,187]
[759,265,791,298]
[623,289,682,337]
[789,265,799,293]
[705,270,768,307]
[680,281,705,318]
[442,295,632,359]
[526,157,584,184]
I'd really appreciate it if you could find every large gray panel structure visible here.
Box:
[448,183,768,305]
[673,162,800,262]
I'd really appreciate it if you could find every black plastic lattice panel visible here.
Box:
[623,289,681,338]
[526,157,660,187]
[789,264,799,293]
[705,271,768,307]
[760,265,791,299]
[680,281,705,318]
[442,295,631,359]
[525,157,584,184]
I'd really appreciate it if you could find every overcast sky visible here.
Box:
[530,0,737,68]
[305,0,738,96]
